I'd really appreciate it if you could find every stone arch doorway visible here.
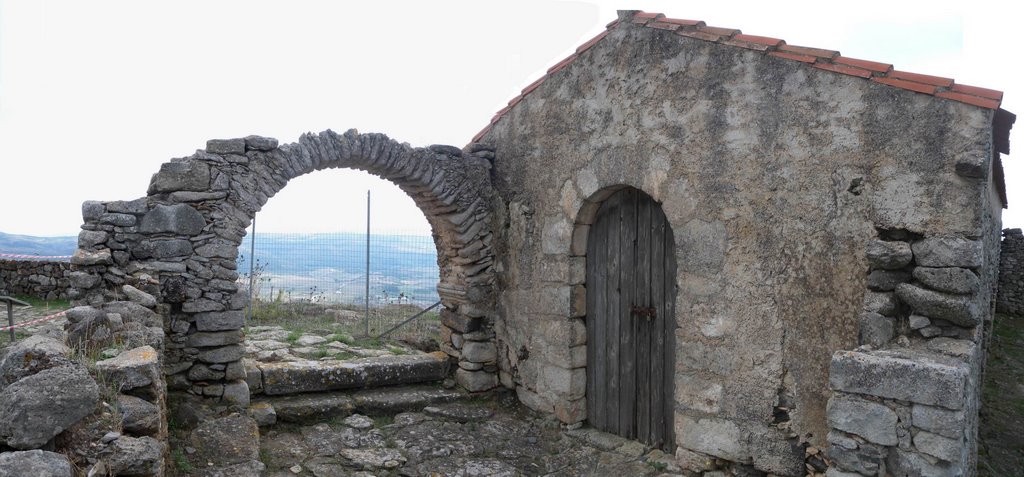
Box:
[581,186,676,449]
[73,129,500,400]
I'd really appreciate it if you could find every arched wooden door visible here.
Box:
[586,187,676,449]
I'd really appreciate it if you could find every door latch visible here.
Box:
[630,305,656,320]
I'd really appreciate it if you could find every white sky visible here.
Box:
[0,0,1019,236]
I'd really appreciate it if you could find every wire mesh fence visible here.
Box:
[236,194,441,342]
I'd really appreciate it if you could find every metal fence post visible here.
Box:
[365,190,371,337]
[247,214,256,324]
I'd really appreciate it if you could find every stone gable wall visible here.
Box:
[477,13,1001,477]
[0,259,72,300]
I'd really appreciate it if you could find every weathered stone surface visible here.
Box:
[121,284,157,308]
[863,291,898,316]
[866,240,913,270]
[195,242,237,259]
[191,414,260,466]
[455,368,498,392]
[77,229,109,248]
[197,344,246,364]
[913,267,979,295]
[0,364,98,449]
[95,346,160,391]
[249,401,276,426]
[0,450,72,477]
[351,385,463,413]
[339,448,407,469]
[206,138,246,155]
[103,435,164,476]
[189,363,225,381]
[461,341,497,363]
[829,349,968,409]
[195,310,245,331]
[262,394,355,423]
[71,248,112,266]
[148,160,210,194]
[912,237,984,268]
[826,394,898,445]
[222,380,250,407]
[0,335,72,388]
[913,430,962,462]
[911,404,965,439]
[859,312,894,347]
[187,330,244,347]
[440,309,482,333]
[139,203,206,235]
[68,270,102,289]
[117,394,160,436]
[423,403,494,422]
[259,352,449,395]
[132,238,193,259]
[102,301,162,327]
[888,449,961,477]
[244,135,279,151]
[866,269,912,291]
[674,415,746,462]
[895,283,981,327]
[909,314,931,330]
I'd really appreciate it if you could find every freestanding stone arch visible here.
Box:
[71,129,500,400]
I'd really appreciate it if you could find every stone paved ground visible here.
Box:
[257,394,682,477]
[245,325,425,364]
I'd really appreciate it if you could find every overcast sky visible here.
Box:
[0,0,1019,237]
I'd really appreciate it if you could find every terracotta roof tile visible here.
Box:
[779,44,839,60]
[733,34,784,47]
[888,70,954,87]
[647,21,681,32]
[813,62,873,79]
[521,77,546,96]
[658,18,704,28]
[576,30,610,54]
[769,51,817,63]
[872,76,938,95]
[546,54,578,74]
[632,12,663,24]
[698,25,741,38]
[677,29,731,42]
[951,83,1003,101]
[936,91,1001,109]
[834,56,893,73]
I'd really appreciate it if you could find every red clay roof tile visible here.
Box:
[951,83,1003,101]
[658,18,704,28]
[834,56,893,73]
[647,21,681,31]
[632,12,663,24]
[872,76,938,95]
[521,77,546,95]
[677,29,730,42]
[733,34,784,47]
[576,30,610,54]
[779,44,839,60]
[813,62,873,79]
[769,51,817,63]
[546,54,578,74]
[936,91,1001,109]
[724,38,779,52]
[888,70,954,87]
[698,25,741,38]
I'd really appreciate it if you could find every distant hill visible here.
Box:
[0,232,76,257]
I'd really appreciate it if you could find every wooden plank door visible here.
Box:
[586,188,676,449]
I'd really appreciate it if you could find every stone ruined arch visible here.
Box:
[72,129,500,399]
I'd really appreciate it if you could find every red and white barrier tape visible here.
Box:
[0,253,73,260]
[0,310,68,332]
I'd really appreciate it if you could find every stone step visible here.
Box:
[254,384,466,424]
[247,351,450,396]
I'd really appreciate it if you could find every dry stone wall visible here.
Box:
[0,259,72,300]
[997,228,1024,315]
[70,130,499,405]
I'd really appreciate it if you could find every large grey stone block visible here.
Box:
[0,450,73,477]
[895,283,980,327]
[206,138,246,155]
[859,312,894,347]
[245,135,279,151]
[911,404,965,439]
[139,203,206,236]
[913,430,962,462]
[674,415,746,463]
[195,311,245,331]
[866,240,912,270]
[131,238,194,259]
[911,237,983,268]
[866,269,912,291]
[95,346,160,391]
[0,364,98,449]
[0,335,72,388]
[826,394,898,445]
[829,349,968,409]
[863,291,898,316]
[912,267,979,295]
[259,352,449,395]
[148,160,210,194]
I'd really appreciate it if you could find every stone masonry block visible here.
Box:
[826,394,898,445]
[911,237,983,268]
[829,350,968,409]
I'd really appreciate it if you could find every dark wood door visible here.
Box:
[586,188,676,449]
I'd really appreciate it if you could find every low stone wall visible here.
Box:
[997,228,1024,315]
[0,259,72,300]
[825,232,991,476]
